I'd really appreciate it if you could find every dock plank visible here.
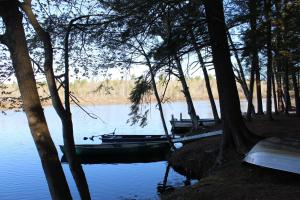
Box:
[173,130,223,143]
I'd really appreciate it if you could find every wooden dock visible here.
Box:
[170,114,218,134]
[172,130,223,143]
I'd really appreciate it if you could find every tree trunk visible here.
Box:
[249,0,264,115]
[275,0,291,114]
[274,0,285,113]
[243,0,257,119]
[136,39,175,147]
[189,32,220,121]
[227,32,250,100]
[272,70,279,114]
[0,1,72,199]
[174,54,199,130]
[255,66,264,114]
[276,75,285,112]
[246,60,255,120]
[21,2,92,199]
[204,0,260,155]
[197,52,220,121]
[148,65,175,147]
[283,63,291,114]
[64,19,92,200]
[227,31,255,118]
[62,114,92,200]
[292,68,300,116]
[265,0,273,120]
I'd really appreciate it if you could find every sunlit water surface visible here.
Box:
[0,100,248,199]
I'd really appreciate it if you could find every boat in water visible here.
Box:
[60,130,222,163]
[60,141,171,157]
[244,137,300,174]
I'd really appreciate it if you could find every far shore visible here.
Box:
[1,78,263,109]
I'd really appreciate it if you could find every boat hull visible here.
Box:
[60,142,171,157]
[244,137,300,174]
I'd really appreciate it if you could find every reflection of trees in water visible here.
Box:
[65,156,91,200]
[157,163,192,194]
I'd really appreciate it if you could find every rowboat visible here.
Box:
[244,137,300,174]
[101,134,177,143]
[59,141,171,157]
[60,130,223,163]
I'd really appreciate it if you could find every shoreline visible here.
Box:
[1,97,224,111]
[1,78,259,109]
[163,114,300,200]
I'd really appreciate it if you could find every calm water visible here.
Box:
[0,100,248,200]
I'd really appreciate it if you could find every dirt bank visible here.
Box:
[163,114,300,200]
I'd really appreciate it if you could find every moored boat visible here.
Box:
[60,141,171,157]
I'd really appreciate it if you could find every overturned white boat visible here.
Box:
[244,137,300,174]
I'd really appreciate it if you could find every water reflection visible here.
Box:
[157,163,196,195]
[2,101,222,199]
[61,153,168,164]
[61,151,196,198]
[157,164,174,193]
[65,157,91,200]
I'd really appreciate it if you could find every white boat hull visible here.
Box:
[244,137,300,174]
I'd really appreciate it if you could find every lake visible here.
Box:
[0,100,248,200]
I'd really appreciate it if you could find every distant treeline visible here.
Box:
[1,77,267,108]
[69,78,221,104]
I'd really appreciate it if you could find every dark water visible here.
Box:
[0,100,247,199]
